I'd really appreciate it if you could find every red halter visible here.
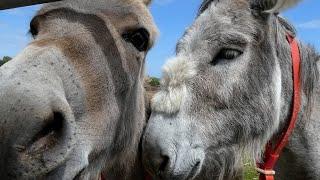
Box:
[256,34,301,180]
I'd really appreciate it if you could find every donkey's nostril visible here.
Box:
[28,112,65,153]
[159,154,170,172]
[40,112,64,137]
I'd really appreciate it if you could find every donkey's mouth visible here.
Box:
[186,161,202,179]
[72,167,104,180]
[73,167,86,180]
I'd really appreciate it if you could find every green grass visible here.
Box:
[244,162,259,180]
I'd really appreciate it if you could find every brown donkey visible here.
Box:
[0,0,158,179]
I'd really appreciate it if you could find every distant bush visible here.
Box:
[149,77,160,86]
[0,56,12,66]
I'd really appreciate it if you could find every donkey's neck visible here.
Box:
[272,15,318,132]
[273,16,320,179]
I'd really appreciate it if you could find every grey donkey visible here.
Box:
[143,0,320,179]
[0,0,158,179]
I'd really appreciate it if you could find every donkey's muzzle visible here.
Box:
[143,143,204,180]
[0,78,76,178]
[143,129,205,180]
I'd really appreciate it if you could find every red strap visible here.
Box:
[257,34,301,180]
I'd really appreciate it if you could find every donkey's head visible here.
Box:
[143,0,308,179]
[0,0,157,179]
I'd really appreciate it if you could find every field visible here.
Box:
[244,162,258,180]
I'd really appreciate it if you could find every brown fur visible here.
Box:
[0,0,158,179]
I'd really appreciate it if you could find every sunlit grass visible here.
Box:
[244,162,259,180]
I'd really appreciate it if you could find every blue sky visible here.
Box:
[0,0,319,77]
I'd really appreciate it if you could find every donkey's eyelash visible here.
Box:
[211,48,243,65]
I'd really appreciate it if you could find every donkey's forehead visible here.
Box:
[197,0,254,33]
[196,0,252,30]
[199,0,249,15]
[176,0,261,54]
[38,0,149,14]
[36,0,158,41]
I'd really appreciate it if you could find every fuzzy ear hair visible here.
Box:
[250,0,303,13]
[142,0,152,6]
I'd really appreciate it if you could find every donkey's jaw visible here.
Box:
[46,145,92,179]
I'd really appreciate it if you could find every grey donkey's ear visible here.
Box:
[250,0,303,13]
[142,0,152,6]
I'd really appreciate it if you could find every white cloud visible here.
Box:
[0,22,8,28]
[0,33,30,57]
[297,20,320,29]
[2,5,39,17]
[4,8,26,16]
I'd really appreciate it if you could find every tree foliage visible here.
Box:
[0,56,12,66]
[149,77,160,86]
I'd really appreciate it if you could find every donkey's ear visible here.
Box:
[142,0,152,6]
[250,0,302,13]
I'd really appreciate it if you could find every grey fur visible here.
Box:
[143,0,319,179]
[0,0,158,179]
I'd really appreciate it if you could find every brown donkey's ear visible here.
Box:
[142,0,152,6]
[250,0,303,13]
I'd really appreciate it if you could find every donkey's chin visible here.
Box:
[154,151,205,180]
[185,160,203,180]
[158,162,203,180]
[6,152,74,179]
[5,143,91,180]
[6,136,76,178]
[45,151,94,180]
[197,147,244,180]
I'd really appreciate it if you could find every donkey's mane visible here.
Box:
[198,0,215,15]
[272,14,319,128]
[276,15,296,37]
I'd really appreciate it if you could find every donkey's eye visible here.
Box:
[212,49,242,65]
[122,28,150,52]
